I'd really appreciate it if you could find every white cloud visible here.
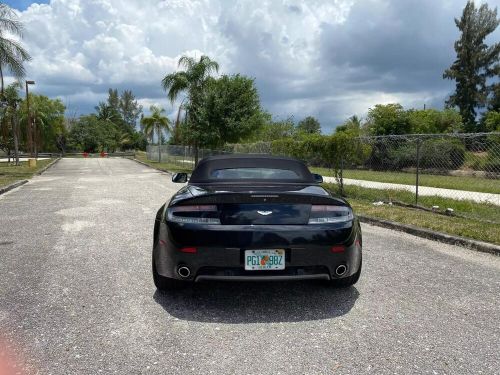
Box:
[11,0,484,131]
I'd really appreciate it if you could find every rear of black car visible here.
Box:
[152,155,362,289]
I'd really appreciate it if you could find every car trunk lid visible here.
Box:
[173,184,348,225]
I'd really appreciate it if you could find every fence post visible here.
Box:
[415,139,421,205]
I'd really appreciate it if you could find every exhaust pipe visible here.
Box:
[177,266,191,278]
[335,265,347,276]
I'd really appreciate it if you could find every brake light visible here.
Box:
[167,205,221,224]
[308,205,353,224]
[180,247,197,253]
[331,245,345,253]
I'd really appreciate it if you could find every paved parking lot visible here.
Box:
[0,158,499,374]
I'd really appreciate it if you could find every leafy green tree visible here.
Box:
[196,74,265,148]
[95,88,144,149]
[482,111,500,131]
[335,115,362,135]
[407,108,463,133]
[0,4,31,96]
[481,84,500,129]
[95,89,123,125]
[95,101,120,123]
[488,83,500,112]
[18,94,66,154]
[0,83,21,164]
[161,55,219,164]
[141,105,170,162]
[128,131,148,151]
[444,1,500,131]
[108,88,120,111]
[248,114,296,142]
[119,90,142,131]
[68,115,122,153]
[364,104,411,135]
[297,116,321,135]
[168,98,187,145]
[68,115,101,152]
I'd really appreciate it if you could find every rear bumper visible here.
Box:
[195,274,330,282]
[153,220,362,281]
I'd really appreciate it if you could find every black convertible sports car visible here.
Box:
[152,154,362,290]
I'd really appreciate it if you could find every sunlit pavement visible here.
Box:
[0,158,499,374]
[0,157,50,162]
[323,175,500,205]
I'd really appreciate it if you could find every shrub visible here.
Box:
[419,138,465,170]
[484,154,500,173]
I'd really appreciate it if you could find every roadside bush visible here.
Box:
[269,132,370,176]
[365,138,466,171]
[484,153,500,174]
[419,138,465,170]
[386,143,417,170]
[364,140,415,170]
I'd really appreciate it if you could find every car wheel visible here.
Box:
[152,258,187,290]
[329,256,362,288]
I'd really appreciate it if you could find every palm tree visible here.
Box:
[171,97,187,145]
[0,82,21,165]
[141,105,170,163]
[95,101,122,124]
[161,55,219,164]
[0,4,31,96]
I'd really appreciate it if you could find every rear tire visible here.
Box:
[329,256,362,288]
[152,258,186,291]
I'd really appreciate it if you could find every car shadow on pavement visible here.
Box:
[153,281,359,323]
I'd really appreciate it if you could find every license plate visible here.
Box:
[244,249,285,271]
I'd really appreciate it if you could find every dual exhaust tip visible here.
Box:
[335,264,347,276]
[177,266,191,278]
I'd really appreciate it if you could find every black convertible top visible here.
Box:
[189,154,315,183]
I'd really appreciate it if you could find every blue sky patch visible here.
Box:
[4,0,49,11]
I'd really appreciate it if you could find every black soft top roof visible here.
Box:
[189,154,315,183]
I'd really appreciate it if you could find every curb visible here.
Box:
[131,158,173,175]
[35,157,61,175]
[358,215,500,256]
[0,180,28,196]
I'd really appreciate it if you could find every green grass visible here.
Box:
[0,159,54,188]
[324,183,500,222]
[323,182,500,245]
[311,167,500,194]
[135,151,193,173]
[350,200,500,245]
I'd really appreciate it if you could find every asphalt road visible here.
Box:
[0,158,499,375]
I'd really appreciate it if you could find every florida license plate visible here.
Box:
[244,249,285,271]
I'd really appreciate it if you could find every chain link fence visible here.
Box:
[146,133,500,218]
[335,133,500,205]
[146,144,231,170]
[322,133,500,224]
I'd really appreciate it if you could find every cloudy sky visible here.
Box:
[4,0,500,132]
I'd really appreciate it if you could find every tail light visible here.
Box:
[308,205,353,224]
[167,205,221,224]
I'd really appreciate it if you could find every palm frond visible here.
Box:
[178,55,195,70]
[0,36,31,78]
[161,72,189,103]
[0,4,23,36]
